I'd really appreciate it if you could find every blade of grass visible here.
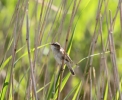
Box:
[104,81,108,100]
[77,51,110,65]
[72,81,82,100]
[0,82,9,99]
[46,75,55,100]
[53,73,71,100]
[0,38,13,72]
[115,91,119,100]
[0,69,11,100]
[64,82,80,100]
[37,82,51,94]
[0,43,50,71]
[0,45,26,71]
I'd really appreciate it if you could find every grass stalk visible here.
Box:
[26,2,38,99]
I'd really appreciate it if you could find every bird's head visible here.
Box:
[51,42,61,50]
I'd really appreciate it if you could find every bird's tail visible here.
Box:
[66,63,75,75]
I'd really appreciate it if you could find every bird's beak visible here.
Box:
[50,43,54,45]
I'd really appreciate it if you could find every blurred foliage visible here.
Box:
[0,0,122,99]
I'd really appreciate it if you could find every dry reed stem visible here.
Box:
[31,0,45,98]
[108,10,122,100]
[42,56,49,100]
[77,0,104,99]
[99,15,112,99]
[38,0,53,56]
[84,0,103,75]
[32,2,50,98]
[81,0,103,99]
[46,1,62,42]
[56,0,78,43]
[120,1,122,37]
[82,70,90,100]
[37,0,54,99]
[38,0,53,44]
[33,0,45,70]
[112,0,121,28]
[26,1,38,100]
[37,2,63,98]
[82,0,117,99]
[38,0,45,31]
[56,0,69,42]
[26,71,31,99]
[82,0,114,98]
[33,0,53,76]
[89,67,92,100]
[1,0,21,60]
[38,1,62,68]
[102,1,114,99]
[26,2,31,100]
[7,0,27,99]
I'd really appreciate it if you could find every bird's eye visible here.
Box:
[51,42,60,48]
[55,44,60,48]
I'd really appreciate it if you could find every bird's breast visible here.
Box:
[54,53,63,65]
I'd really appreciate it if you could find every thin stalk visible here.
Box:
[26,2,38,100]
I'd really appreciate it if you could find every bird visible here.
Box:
[50,42,75,75]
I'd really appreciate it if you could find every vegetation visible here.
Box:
[0,0,122,100]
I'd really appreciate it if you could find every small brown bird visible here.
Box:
[51,42,75,75]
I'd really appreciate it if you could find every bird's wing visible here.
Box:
[60,47,73,63]
[65,54,73,63]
